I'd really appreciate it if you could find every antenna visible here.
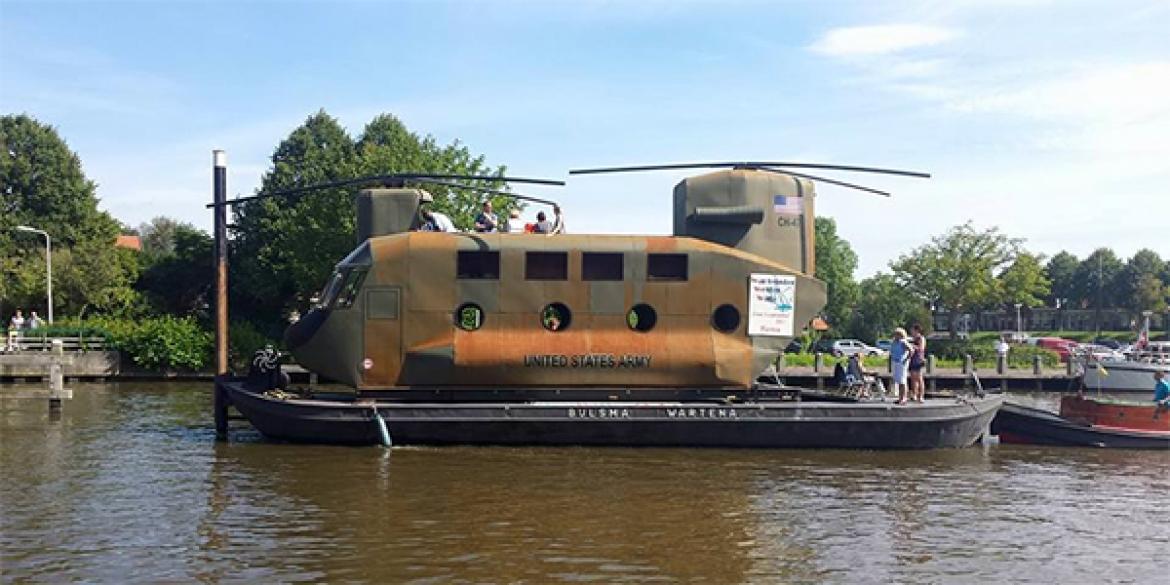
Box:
[206,173,564,209]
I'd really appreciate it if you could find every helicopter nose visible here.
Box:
[284,308,329,350]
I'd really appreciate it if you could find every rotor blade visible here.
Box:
[416,178,560,207]
[570,161,930,178]
[759,166,891,197]
[206,173,564,208]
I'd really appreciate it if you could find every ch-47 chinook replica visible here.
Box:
[215,162,1004,448]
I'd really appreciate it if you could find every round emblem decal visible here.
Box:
[362,358,374,370]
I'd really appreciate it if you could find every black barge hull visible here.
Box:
[991,403,1170,449]
[220,379,1002,449]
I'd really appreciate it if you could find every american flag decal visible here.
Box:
[773,195,802,216]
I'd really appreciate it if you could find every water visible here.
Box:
[2,382,1167,583]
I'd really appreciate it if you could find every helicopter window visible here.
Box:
[525,252,568,280]
[626,304,657,332]
[457,251,500,279]
[582,253,623,281]
[454,303,484,331]
[335,268,368,309]
[318,271,346,308]
[712,304,741,333]
[541,303,572,332]
[648,253,688,281]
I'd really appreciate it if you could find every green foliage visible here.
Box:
[137,222,213,319]
[0,114,138,317]
[1045,251,1079,307]
[229,320,281,372]
[813,217,859,333]
[890,222,1021,337]
[1116,249,1167,315]
[84,315,212,371]
[847,273,930,343]
[1073,248,1124,309]
[924,338,1060,368]
[230,110,511,331]
[997,251,1050,308]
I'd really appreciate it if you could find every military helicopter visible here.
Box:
[216,162,928,400]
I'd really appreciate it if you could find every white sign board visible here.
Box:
[748,273,796,337]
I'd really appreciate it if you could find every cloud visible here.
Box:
[809,24,960,57]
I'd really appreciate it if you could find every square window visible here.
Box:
[526,251,568,280]
[583,252,623,281]
[647,253,687,281]
[366,289,400,320]
[457,251,500,279]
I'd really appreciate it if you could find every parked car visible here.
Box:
[1093,337,1122,350]
[784,339,804,354]
[831,339,888,357]
[876,339,892,352]
[1034,337,1078,363]
[812,338,837,354]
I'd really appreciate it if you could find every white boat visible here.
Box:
[1079,349,1169,394]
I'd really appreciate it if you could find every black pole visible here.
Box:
[213,150,229,440]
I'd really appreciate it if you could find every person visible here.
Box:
[1154,370,1170,406]
[890,327,913,405]
[996,336,1010,361]
[26,311,44,330]
[474,201,498,233]
[908,324,927,402]
[7,310,24,352]
[420,209,456,232]
[845,353,872,399]
[505,209,525,233]
[533,205,565,235]
[533,211,553,234]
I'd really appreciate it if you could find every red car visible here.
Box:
[1035,337,1078,362]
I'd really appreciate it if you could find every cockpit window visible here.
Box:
[318,271,345,308]
[335,268,368,309]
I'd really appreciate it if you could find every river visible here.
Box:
[1,382,1167,583]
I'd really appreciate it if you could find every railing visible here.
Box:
[2,334,108,352]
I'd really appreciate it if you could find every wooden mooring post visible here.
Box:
[48,339,72,414]
[212,149,230,440]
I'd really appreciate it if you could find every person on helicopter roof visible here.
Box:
[420,208,456,232]
[474,200,499,233]
[533,205,565,235]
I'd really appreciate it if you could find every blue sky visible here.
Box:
[2,0,1167,276]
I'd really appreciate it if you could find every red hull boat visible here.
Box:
[992,394,1170,449]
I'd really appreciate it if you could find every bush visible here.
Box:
[84,315,212,371]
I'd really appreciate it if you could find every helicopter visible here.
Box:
[213,162,928,398]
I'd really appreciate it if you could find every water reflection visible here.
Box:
[1,384,1168,583]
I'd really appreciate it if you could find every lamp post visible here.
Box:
[1014,303,1023,336]
[15,225,52,324]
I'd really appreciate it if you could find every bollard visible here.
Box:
[1066,358,1075,376]
[48,339,70,412]
[963,354,974,374]
[814,353,824,390]
[927,355,937,392]
[996,354,1006,375]
[1032,355,1042,375]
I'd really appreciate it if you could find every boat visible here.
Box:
[991,394,1170,449]
[219,377,1003,448]
[211,162,1002,449]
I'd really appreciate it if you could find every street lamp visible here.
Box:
[15,225,52,324]
[1014,303,1023,335]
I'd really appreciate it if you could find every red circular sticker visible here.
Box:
[362,358,374,370]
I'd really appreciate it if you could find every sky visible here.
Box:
[1,0,1167,277]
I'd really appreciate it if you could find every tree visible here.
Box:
[848,273,931,343]
[1044,251,1079,307]
[231,110,512,331]
[0,114,136,317]
[138,216,184,257]
[1117,249,1167,316]
[137,222,213,319]
[1073,248,1124,309]
[813,217,859,333]
[889,222,1020,338]
[997,251,1050,308]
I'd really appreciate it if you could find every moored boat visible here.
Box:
[219,377,1003,449]
[991,394,1170,449]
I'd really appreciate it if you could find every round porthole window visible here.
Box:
[712,304,740,333]
[454,303,484,331]
[626,304,657,332]
[541,302,572,332]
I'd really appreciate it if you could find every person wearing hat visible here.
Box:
[890,327,914,405]
[1154,370,1170,406]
